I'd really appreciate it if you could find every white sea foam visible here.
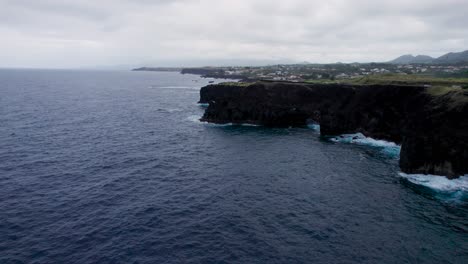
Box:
[399,173,468,194]
[233,123,260,127]
[187,115,202,123]
[207,122,260,127]
[187,115,260,127]
[158,108,182,113]
[307,123,320,131]
[330,133,401,157]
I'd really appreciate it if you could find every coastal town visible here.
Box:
[134,62,468,83]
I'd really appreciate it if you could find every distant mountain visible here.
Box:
[388,54,434,64]
[433,50,468,64]
[389,50,468,64]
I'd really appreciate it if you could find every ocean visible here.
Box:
[0,69,467,263]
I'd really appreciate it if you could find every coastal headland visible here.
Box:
[199,81,468,178]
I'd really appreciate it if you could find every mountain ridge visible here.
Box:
[389,50,468,64]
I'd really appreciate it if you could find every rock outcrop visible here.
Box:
[199,81,468,178]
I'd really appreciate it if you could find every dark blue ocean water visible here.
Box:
[0,69,467,264]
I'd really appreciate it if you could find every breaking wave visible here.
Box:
[399,173,468,201]
[307,123,320,132]
[329,133,401,158]
[187,115,203,123]
[187,115,260,127]
[157,108,183,113]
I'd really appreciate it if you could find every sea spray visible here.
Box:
[187,115,260,127]
[307,123,320,132]
[329,133,401,158]
[399,173,468,201]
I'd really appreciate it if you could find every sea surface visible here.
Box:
[0,69,467,264]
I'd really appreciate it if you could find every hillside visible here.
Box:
[389,54,434,64]
[389,50,468,64]
[433,50,468,64]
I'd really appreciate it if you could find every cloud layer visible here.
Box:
[0,0,467,68]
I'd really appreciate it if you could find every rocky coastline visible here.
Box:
[199,81,468,179]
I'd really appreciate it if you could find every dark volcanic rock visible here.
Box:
[199,81,468,178]
[400,92,468,177]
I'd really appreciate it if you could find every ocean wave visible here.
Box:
[187,115,260,127]
[157,108,183,113]
[187,115,202,123]
[307,123,320,131]
[206,122,260,127]
[399,173,468,201]
[329,133,401,158]
[229,123,260,127]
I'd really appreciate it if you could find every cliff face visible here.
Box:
[199,81,468,178]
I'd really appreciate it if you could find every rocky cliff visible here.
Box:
[199,81,468,178]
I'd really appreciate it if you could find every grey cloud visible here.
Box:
[0,0,466,68]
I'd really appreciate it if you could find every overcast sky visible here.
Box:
[0,0,467,68]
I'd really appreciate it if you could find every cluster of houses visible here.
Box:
[219,63,468,82]
[395,64,468,74]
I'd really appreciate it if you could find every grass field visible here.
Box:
[221,74,468,101]
[302,73,468,99]
[345,74,468,87]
